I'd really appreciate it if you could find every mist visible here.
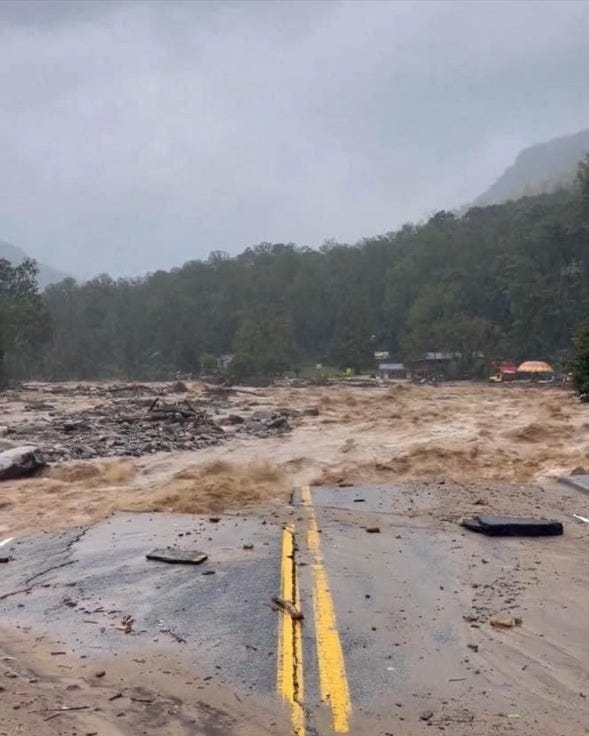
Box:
[1,0,588,277]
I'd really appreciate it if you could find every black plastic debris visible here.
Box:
[461,514,563,537]
[146,548,208,564]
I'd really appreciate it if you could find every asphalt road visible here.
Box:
[0,486,487,735]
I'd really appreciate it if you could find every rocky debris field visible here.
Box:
[1,382,295,463]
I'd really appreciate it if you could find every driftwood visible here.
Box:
[271,596,304,621]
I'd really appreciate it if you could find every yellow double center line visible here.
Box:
[277,523,305,735]
[277,487,352,735]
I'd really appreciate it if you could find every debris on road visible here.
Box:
[0,445,46,480]
[146,547,208,564]
[158,625,187,644]
[365,526,381,534]
[43,705,90,722]
[271,596,304,621]
[573,513,589,524]
[490,616,523,628]
[461,514,563,536]
[119,615,134,634]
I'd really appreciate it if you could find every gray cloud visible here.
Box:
[1,0,588,277]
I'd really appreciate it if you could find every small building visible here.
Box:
[217,353,234,372]
[410,352,457,380]
[378,362,407,379]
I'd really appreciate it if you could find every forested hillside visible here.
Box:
[17,158,589,381]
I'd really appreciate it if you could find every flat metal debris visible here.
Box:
[461,514,563,537]
[146,547,208,564]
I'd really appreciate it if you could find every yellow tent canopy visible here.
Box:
[517,360,553,373]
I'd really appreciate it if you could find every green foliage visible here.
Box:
[0,258,51,386]
[570,324,589,402]
[229,314,294,381]
[200,353,218,374]
[330,300,374,372]
[20,181,589,382]
[577,154,589,215]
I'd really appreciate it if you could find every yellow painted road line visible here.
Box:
[277,524,305,736]
[301,486,351,733]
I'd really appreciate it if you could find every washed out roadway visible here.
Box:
[1,484,574,735]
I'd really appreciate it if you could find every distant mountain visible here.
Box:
[474,128,589,207]
[0,240,68,290]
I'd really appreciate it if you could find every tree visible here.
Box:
[229,314,294,381]
[0,258,51,387]
[570,325,589,402]
[200,353,218,374]
[10,177,589,382]
[330,301,374,372]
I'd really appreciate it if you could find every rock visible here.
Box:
[0,445,46,480]
[420,710,434,722]
[267,415,288,429]
[172,381,189,393]
[227,414,245,424]
[25,401,56,411]
[490,616,514,628]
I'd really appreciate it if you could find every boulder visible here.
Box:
[0,445,46,481]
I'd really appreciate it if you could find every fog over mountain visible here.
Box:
[0,240,68,289]
[1,0,589,278]
[474,128,589,206]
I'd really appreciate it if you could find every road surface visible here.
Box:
[1,484,587,735]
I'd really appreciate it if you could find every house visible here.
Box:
[217,354,234,372]
[378,362,407,379]
[409,352,457,380]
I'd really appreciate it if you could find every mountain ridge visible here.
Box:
[474,128,589,207]
[0,240,68,290]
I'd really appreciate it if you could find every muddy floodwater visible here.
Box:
[1,380,588,736]
[0,380,587,536]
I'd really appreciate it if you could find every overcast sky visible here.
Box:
[1,0,588,278]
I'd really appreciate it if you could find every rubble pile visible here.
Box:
[4,386,294,463]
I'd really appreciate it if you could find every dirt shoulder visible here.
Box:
[0,627,286,736]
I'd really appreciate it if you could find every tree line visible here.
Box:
[2,158,589,385]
